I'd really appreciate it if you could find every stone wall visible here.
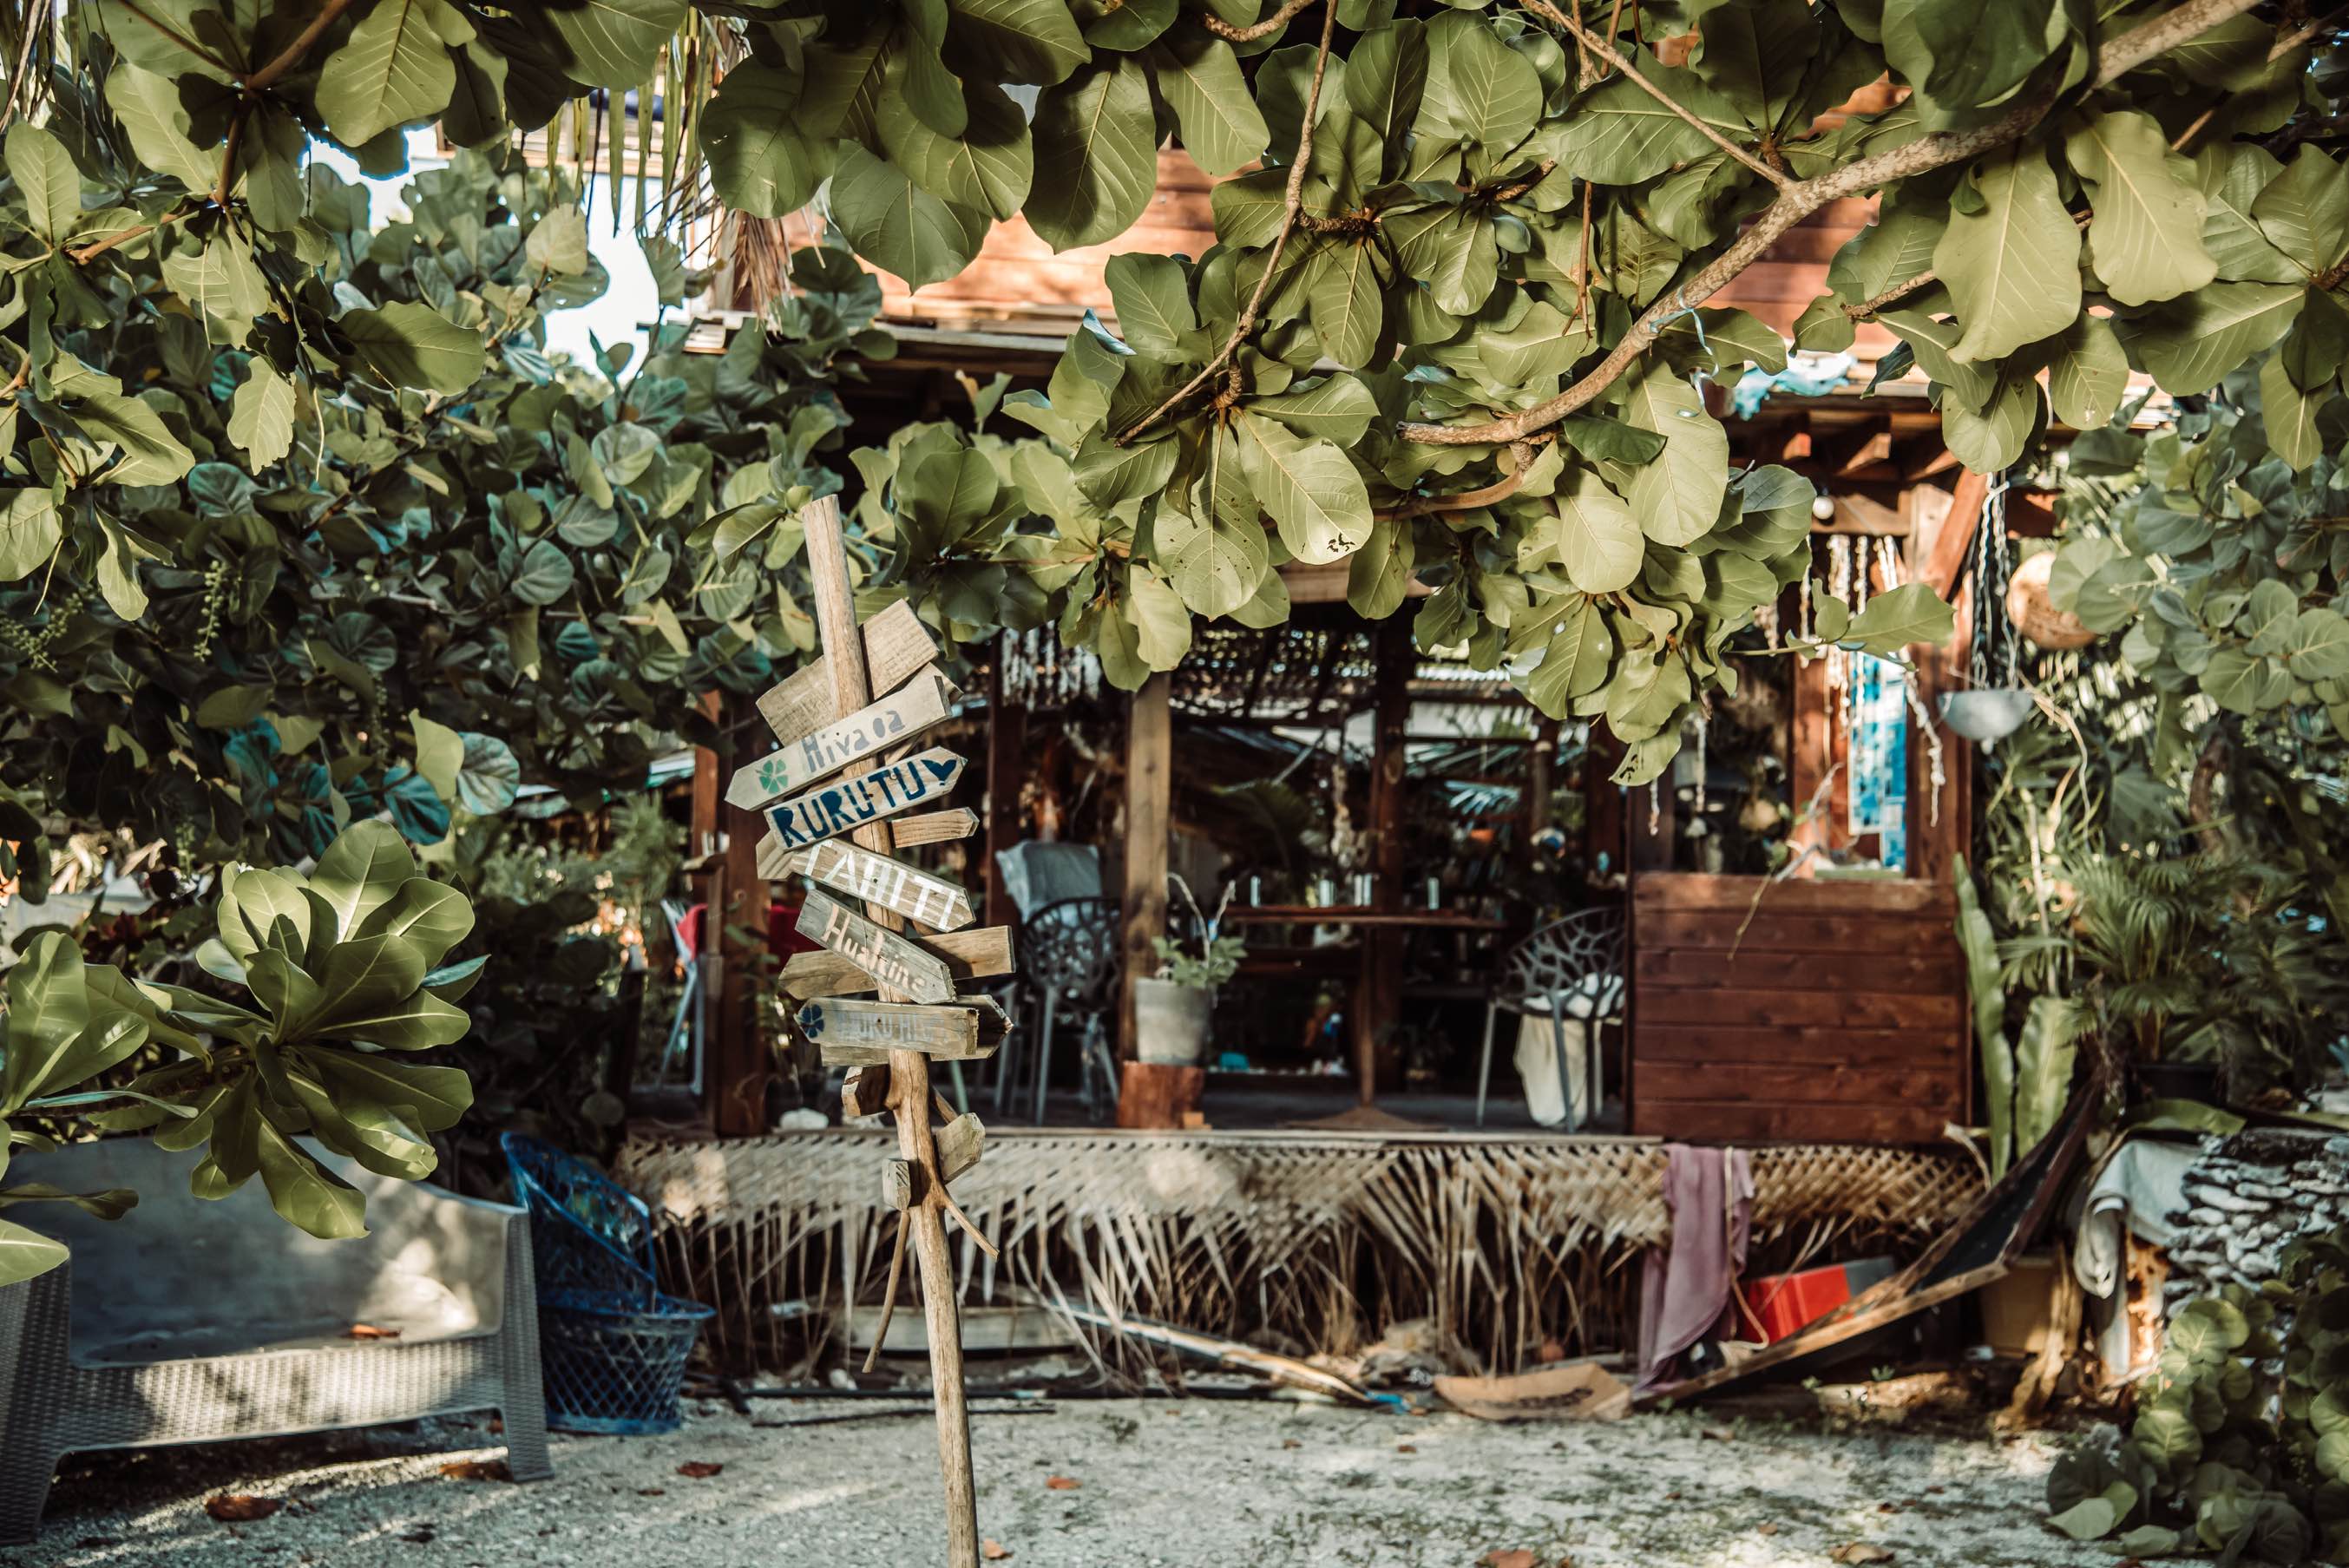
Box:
[2162,1127,2345,1309]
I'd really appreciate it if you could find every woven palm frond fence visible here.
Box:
[614,1131,1978,1378]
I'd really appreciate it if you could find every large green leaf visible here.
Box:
[220,866,313,964]
[1151,33,1268,178]
[1235,411,1372,565]
[705,62,832,220]
[1343,17,1427,146]
[3,932,90,1113]
[0,488,61,581]
[2251,145,2349,278]
[104,64,218,191]
[254,1116,369,1239]
[547,0,684,86]
[1028,57,1158,252]
[310,1047,475,1131]
[341,301,487,394]
[2045,315,2129,430]
[304,934,429,1035]
[317,0,465,147]
[2065,111,2214,307]
[0,1218,68,1287]
[1519,594,1614,718]
[1423,12,1542,154]
[949,0,1090,87]
[1549,469,1644,594]
[1543,73,1720,186]
[2194,142,2299,284]
[828,144,990,291]
[356,876,475,966]
[1938,146,2082,364]
[2114,281,2305,396]
[227,359,297,469]
[1843,581,1956,653]
[308,821,416,941]
[4,123,80,246]
[1953,861,2013,1175]
[878,77,1031,221]
[1618,367,1726,547]
[1309,239,1386,370]
[1104,253,1199,359]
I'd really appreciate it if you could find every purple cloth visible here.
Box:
[1635,1144,1755,1393]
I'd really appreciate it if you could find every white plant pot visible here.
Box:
[1133,977,1213,1066]
[1939,688,2035,745]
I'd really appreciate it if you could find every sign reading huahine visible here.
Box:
[796,889,955,1004]
[786,839,974,932]
[764,748,968,851]
[725,669,959,809]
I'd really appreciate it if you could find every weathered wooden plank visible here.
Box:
[797,889,955,1004]
[1636,987,1962,1031]
[889,808,981,848]
[803,994,1011,1065]
[1637,909,1957,955]
[1637,1062,1963,1111]
[786,838,975,932]
[1634,872,1954,916]
[781,925,1014,999]
[755,600,941,746]
[1633,1022,1963,1067]
[841,1063,891,1118]
[1630,1098,1950,1145]
[762,748,970,855]
[935,1112,983,1184]
[725,670,961,809]
[883,1158,917,1210]
[1632,948,1960,995]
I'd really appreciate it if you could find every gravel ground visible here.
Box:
[18,1398,2108,1568]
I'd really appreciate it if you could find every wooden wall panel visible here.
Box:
[1630,872,1968,1145]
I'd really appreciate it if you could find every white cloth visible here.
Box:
[2070,1138,2196,1379]
[1516,1014,1591,1129]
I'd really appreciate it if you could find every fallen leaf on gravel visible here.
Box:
[1702,1427,1735,1441]
[1829,1546,1894,1565]
[677,1461,725,1479]
[638,1488,666,1497]
[1397,1443,1417,1453]
[982,1542,1014,1560]
[1877,1502,1898,1513]
[1482,1552,1538,1568]
[344,1323,401,1339]
[439,1459,512,1482]
[1282,1439,1302,1450]
[1757,1524,1779,1536]
[204,1495,281,1522]
[1045,1475,1081,1491]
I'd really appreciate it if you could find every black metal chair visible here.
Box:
[1475,908,1626,1130]
[1001,895,1123,1125]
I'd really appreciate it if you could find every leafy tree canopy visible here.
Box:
[0,0,2332,805]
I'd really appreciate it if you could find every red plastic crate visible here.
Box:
[1741,1256,1895,1343]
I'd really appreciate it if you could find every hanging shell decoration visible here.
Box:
[2005,552,2097,651]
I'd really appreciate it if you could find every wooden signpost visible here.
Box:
[752,495,1011,1568]
[786,838,976,931]
[724,667,961,810]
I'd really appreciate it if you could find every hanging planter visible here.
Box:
[1939,687,2036,744]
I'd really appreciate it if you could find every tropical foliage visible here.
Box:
[5,0,2326,786]
[2046,1225,2349,1564]
[0,819,476,1283]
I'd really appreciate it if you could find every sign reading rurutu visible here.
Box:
[745,496,1013,1567]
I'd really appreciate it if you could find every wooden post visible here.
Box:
[1907,476,1983,886]
[714,694,771,1136]
[798,498,981,1568]
[1118,673,1171,1062]
[1353,619,1412,1105]
[983,652,1027,932]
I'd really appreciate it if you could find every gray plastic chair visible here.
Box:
[1475,909,1627,1130]
[1003,894,1123,1125]
[0,1137,551,1543]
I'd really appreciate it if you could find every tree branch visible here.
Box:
[1528,0,1795,191]
[1199,0,1317,43]
[1399,0,2268,448]
[1373,441,1544,518]
[246,0,354,90]
[1116,0,1338,445]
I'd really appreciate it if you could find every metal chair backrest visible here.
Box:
[1021,895,1124,1007]
[1496,908,1626,1016]
[994,843,1105,922]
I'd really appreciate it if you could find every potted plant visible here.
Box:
[1137,877,1246,1066]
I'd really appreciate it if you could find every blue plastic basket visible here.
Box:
[501,1132,663,1298]
[501,1134,715,1435]
[536,1287,716,1435]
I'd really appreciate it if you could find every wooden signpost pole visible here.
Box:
[798,495,981,1568]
